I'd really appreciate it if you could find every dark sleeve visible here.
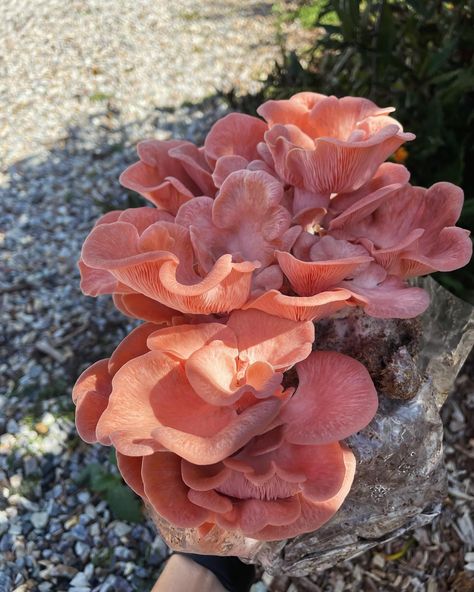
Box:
[177,553,256,592]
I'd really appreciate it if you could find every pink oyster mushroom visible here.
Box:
[110,349,377,542]
[79,206,258,316]
[80,173,358,324]
[174,165,362,322]
[289,161,410,231]
[73,309,315,464]
[173,164,358,322]
[328,181,473,278]
[270,164,471,319]
[79,208,182,324]
[258,92,414,197]
[119,139,216,214]
[276,234,430,319]
[119,113,268,214]
[324,162,411,224]
[175,169,301,294]
[204,112,269,187]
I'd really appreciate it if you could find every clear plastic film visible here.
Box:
[151,278,474,576]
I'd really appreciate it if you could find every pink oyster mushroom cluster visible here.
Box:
[74,92,471,543]
[73,312,377,540]
[80,93,472,322]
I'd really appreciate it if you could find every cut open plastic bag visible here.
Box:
[150,278,474,576]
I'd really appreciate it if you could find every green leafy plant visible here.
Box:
[77,454,143,523]
[226,0,474,301]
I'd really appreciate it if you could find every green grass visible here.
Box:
[89,92,113,102]
[297,1,339,28]
[179,9,201,21]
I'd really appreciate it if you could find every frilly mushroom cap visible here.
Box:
[258,93,414,195]
[119,139,215,213]
[330,182,472,278]
[80,213,258,315]
[74,310,315,463]
[74,339,378,542]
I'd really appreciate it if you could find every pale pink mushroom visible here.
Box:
[277,237,373,296]
[275,235,430,319]
[204,113,268,187]
[107,349,377,542]
[72,322,164,443]
[112,293,179,325]
[79,207,173,296]
[329,182,472,278]
[325,162,411,223]
[175,169,300,292]
[80,210,258,315]
[258,93,414,196]
[85,310,314,464]
[116,444,356,540]
[243,288,356,322]
[74,321,280,463]
[119,140,215,214]
[340,265,431,319]
[281,351,378,445]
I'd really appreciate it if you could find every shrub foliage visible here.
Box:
[226,0,474,300]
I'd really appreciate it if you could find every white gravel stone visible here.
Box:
[6,419,19,434]
[0,512,9,536]
[30,512,49,529]
[74,541,90,562]
[84,503,97,520]
[84,564,94,579]
[41,412,56,426]
[9,474,22,489]
[77,491,90,504]
[70,572,89,587]
[113,521,132,537]
[151,534,169,559]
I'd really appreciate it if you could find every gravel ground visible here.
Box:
[1,1,473,591]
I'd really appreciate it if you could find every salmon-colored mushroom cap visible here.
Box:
[108,347,378,541]
[76,310,314,465]
[281,351,378,445]
[276,235,430,319]
[80,209,258,316]
[329,182,472,278]
[258,93,414,195]
[176,169,301,288]
[72,322,164,443]
[117,444,356,540]
[119,139,215,214]
[204,113,268,169]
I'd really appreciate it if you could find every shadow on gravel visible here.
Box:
[1,93,229,391]
[0,94,230,592]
